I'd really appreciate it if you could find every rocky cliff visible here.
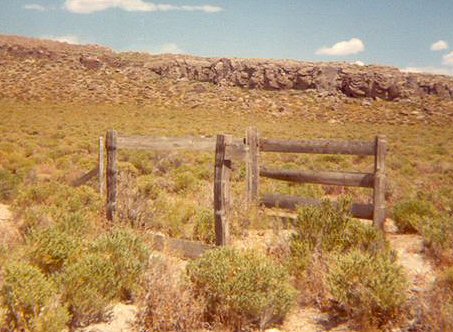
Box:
[0,34,452,104]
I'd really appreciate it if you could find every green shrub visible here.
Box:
[29,226,82,274]
[393,199,437,233]
[173,170,198,193]
[192,208,216,244]
[328,250,408,326]
[90,229,149,300]
[289,199,389,278]
[0,169,20,200]
[418,213,453,264]
[60,253,118,325]
[187,248,297,330]
[0,262,70,331]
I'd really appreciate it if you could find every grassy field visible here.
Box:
[1,98,453,330]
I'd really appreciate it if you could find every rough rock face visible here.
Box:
[0,34,452,102]
[144,56,453,100]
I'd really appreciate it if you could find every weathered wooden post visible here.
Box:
[99,136,105,196]
[214,134,232,246]
[373,135,387,231]
[106,130,118,222]
[246,127,259,205]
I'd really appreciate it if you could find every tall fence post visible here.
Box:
[373,135,387,231]
[99,136,105,196]
[246,127,259,205]
[214,134,232,246]
[106,129,118,222]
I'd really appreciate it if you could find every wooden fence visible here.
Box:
[245,129,388,230]
[73,127,387,254]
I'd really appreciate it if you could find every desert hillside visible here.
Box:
[1,34,452,102]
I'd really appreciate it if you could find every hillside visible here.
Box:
[1,34,453,126]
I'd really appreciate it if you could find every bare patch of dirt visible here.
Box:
[76,303,138,332]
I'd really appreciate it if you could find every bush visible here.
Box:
[187,248,297,330]
[139,253,204,331]
[90,229,149,300]
[328,250,408,326]
[0,169,20,201]
[393,199,437,233]
[29,226,82,274]
[60,253,118,325]
[418,213,453,264]
[289,199,389,278]
[192,208,216,244]
[0,262,70,331]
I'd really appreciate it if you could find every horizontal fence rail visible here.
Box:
[260,168,375,188]
[117,135,246,160]
[260,194,374,220]
[72,167,98,187]
[260,139,376,156]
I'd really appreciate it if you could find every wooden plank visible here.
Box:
[72,167,98,187]
[246,127,260,204]
[260,168,374,188]
[373,135,387,231]
[117,135,216,151]
[214,134,232,246]
[260,194,374,220]
[260,138,375,155]
[117,135,246,160]
[106,129,118,222]
[149,233,213,259]
[99,136,105,196]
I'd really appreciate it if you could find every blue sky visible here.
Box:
[1,0,452,75]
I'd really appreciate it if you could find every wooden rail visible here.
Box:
[260,138,376,155]
[260,168,374,188]
[261,194,374,220]
[71,167,98,187]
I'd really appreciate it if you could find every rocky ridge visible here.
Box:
[1,34,452,102]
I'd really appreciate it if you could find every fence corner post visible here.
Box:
[373,135,387,231]
[246,126,260,206]
[214,134,232,246]
[106,129,118,222]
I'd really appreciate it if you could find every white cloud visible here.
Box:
[430,40,449,51]
[23,4,47,11]
[42,35,81,45]
[443,51,453,66]
[158,43,183,54]
[316,38,365,56]
[64,0,223,14]
[402,66,453,76]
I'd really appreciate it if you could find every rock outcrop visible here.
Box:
[143,56,453,100]
[0,34,452,103]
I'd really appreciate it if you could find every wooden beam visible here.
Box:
[246,127,260,204]
[260,168,374,188]
[260,138,375,155]
[373,135,387,231]
[117,135,246,160]
[214,134,232,246]
[260,194,374,220]
[149,233,213,259]
[71,167,98,187]
[106,129,118,222]
[98,136,105,196]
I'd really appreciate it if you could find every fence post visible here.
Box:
[214,134,232,246]
[99,136,105,196]
[106,130,118,222]
[246,127,260,205]
[373,135,387,231]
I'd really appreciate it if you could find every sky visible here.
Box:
[0,0,452,75]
